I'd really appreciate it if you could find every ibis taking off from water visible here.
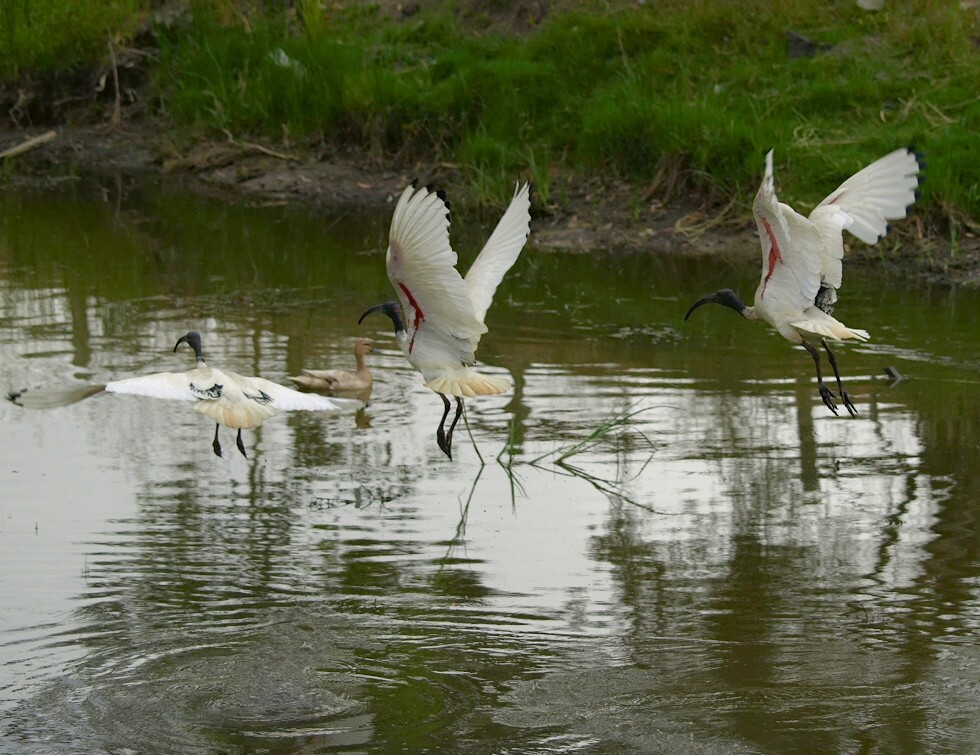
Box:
[289,339,375,393]
[10,331,359,457]
[360,181,532,459]
[685,147,922,416]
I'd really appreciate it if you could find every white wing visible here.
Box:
[812,147,921,244]
[806,204,851,294]
[242,376,361,412]
[753,150,825,314]
[385,184,487,367]
[464,182,532,324]
[807,148,921,295]
[9,383,107,409]
[105,372,201,401]
[13,370,224,408]
[106,369,358,412]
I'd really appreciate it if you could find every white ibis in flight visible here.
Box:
[359,181,532,459]
[9,331,360,457]
[685,147,922,416]
[289,339,375,393]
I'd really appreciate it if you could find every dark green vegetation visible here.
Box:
[0,0,142,78]
[2,1,978,221]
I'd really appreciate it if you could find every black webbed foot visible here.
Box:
[236,429,247,458]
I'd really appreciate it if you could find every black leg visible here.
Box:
[435,394,453,459]
[212,423,223,457]
[801,339,838,415]
[442,397,464,461]
[822,339,857,417]
[236,428,247,458]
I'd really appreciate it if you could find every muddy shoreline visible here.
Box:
[2,123,977,287]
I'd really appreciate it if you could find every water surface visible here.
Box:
[1,176,978,753]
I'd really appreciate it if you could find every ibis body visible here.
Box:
[11,331,359,457]
[360,181,532,458]
[685,148,922,415]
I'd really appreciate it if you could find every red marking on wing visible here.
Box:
[398,281,424,353]
[760,216,782,298]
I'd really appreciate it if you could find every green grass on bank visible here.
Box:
[0,0,145,78]
[2,1,978,222]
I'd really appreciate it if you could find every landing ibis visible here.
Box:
[9,331,360,457]
[360,181,531,459]
[685,148,922,416]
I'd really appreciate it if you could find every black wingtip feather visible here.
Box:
[417,183,448,208]
[908,147,927,172]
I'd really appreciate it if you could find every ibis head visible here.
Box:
[684,289,748,321]
[359,301,406,335]
[174,331,205,362]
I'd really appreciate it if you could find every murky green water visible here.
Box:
[1,175,978,753]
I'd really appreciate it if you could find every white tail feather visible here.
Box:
[193,398,278,429]
[791,319,870,341]
[424,368,511,397]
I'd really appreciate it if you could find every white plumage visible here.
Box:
[685,147,922,416]
[10,331,360,457]
[360,181,532,458]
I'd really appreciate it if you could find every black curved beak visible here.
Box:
[358,303,388,325]
[684,289,746,320]
[684,293,719,321]
[359,301,405,334]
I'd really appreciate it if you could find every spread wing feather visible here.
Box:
[107,371,356,411]
[385,185,486,364]
[753,150,825,314]
[465,182,532,324]
[812,147,921,244]
[105,372,202,401]
[243,376,360,412]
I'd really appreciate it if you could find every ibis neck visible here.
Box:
[387,306,406,335]
[395,330,410,356]
[176,332,207,362]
